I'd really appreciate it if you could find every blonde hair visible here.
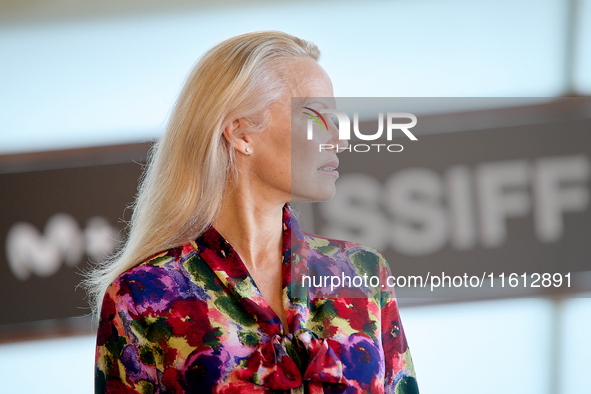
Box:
[84,31,320,319]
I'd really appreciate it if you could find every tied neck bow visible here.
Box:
[237,328,351,391]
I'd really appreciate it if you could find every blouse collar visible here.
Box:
[193,202,305,335]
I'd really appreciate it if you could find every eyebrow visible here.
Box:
[305,100,327,108]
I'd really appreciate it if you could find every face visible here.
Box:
[248,57,347,203]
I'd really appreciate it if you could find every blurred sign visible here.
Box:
[303,98,591,299]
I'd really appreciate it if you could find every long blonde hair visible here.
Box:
[84,31,320,319]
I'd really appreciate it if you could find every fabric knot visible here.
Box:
[236,328,350,390]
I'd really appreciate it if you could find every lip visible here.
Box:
[318,160,339,177]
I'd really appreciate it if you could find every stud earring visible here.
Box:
[245,147,251,154]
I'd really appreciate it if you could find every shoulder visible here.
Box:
[298,230,396,300]
[105,241,199,315]
[301,230,390,277]
[302,230,386,262]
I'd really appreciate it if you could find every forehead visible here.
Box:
[285,57,333,97]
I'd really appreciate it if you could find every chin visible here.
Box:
[311,185,337,202]
[291,175,337,201]
[291,185,336,203]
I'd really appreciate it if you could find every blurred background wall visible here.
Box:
[1,0,590,392]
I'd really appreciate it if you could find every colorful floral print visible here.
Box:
[95,203,418,393]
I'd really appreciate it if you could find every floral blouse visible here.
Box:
[95,203,418,393]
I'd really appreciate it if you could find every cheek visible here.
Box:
[254,127,294,186]
[290,119,327,187]
[291,145,324,197]
[292,139,319,173]
[291,123,319,165]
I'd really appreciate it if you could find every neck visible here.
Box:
[212,186,286,271]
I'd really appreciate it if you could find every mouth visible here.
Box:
[318,160,339,177]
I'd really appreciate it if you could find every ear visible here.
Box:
[222,118,252,153]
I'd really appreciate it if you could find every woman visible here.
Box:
[87,31,418,393]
